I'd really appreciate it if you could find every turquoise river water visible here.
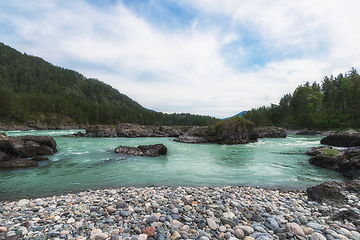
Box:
[0,130,348,200]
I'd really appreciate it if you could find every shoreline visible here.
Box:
[1,185,360,240]
[0,184,309,203]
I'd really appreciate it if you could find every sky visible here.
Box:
[1,0,360,118]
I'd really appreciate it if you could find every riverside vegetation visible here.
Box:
[243,68,360,130]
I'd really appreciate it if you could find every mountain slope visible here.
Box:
[0,42,217,126]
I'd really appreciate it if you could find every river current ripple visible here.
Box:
[0,130,348,200]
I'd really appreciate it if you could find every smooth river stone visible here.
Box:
[220,217,236,227]
[238,226,255,236]
[234,229,245,239]
[206,218,218,230]
[307,223,325,231]
[255,233,273,240]
[285,222,305,237]
[264,218,279,231]
[310,232,327,240]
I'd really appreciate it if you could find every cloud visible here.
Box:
[1,0,360,118]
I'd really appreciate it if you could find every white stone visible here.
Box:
[206,218,218,230]
[311,232,327,240]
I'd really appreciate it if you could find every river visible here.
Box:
[0,130,347,200]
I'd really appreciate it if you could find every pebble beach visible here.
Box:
[1,185,360,240]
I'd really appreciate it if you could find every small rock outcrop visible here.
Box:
[296,129,322,135]
[0,133,57,168]
[307,180,360,204]
[175,117,257,144]
[0,157,38,168]
[68,124,189,138]
[254,126,287,138]
[321,130,360,147]
[115,144,167,157]
[307,146,360,179]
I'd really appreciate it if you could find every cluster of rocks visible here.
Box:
[306,146,360,179]
[67,124,189,138]
[2,185,360,240]
[66,123,286,146]
[173,121,286,145]
[115,144,168,157]
[0,133,57,168]
[306,131,360,180]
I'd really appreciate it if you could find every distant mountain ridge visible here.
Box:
[0,42,217,126]
[223,111,247,120]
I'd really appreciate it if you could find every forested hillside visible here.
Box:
[244,67,360,129]
[0,42,217,126]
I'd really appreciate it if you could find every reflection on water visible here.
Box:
[0,130,349,200]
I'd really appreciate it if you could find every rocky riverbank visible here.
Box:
[1,185,360,240]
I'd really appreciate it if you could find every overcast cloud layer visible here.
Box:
[1,0,360,118]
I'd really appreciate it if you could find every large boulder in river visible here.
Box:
[321,130,360,147]
[115,144,167,157]
[0,133,57,158]
[175,117,257,144]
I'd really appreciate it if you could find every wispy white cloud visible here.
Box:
[1,0,360,118]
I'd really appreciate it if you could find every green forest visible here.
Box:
[0,42,217,126]
[243,67,360,129]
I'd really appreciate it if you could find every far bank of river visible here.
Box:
[0,130,348,201]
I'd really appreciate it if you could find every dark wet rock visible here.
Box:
[114,146,144,156]
[31,156,50,161]
[0,134,56,168]
[0,151,10,161]
[308,146,360,179]
[306,146,334,156]
[86,125,118,137]
[305,181,360,204]
[75,124,189,138]
[138,144,167,156]
[0,134,57,158]
[254,126,287,138]
[0,157,38,168]
[308,154,339,170]
[296,129,321,135]
[321,131,360,147]
[175,118,257,145]
[115,144,167,157]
